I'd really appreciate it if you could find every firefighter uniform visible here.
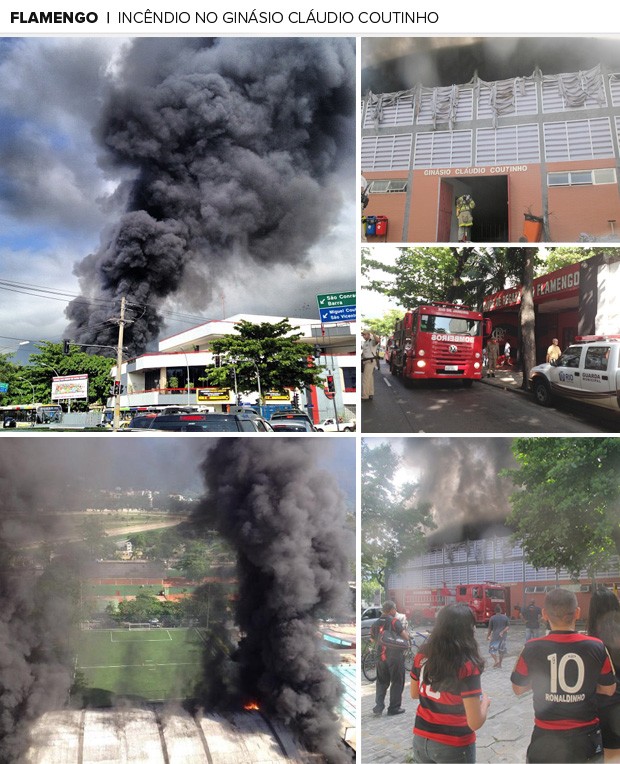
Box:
[456,195,475,242]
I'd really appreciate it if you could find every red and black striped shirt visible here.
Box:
[510,631,615,731]
[411,652,481,747]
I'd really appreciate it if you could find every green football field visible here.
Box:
[75,627,205,702]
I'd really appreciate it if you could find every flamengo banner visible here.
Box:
[52,374,89,400]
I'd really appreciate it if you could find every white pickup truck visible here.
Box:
[314,418,356,432]
[529,335,620,412]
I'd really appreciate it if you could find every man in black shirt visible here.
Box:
[370,600,409,716]
[511,588,615,763]
[523,600,543,641]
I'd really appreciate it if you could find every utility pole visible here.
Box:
[112,296,126,432]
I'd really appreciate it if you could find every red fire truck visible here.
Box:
[389,302,491,387]
[390,582,509,626]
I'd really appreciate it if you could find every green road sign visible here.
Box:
[316,291,356,309]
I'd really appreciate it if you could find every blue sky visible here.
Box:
[0,37,355,360]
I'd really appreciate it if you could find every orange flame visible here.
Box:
[244,701,260,711]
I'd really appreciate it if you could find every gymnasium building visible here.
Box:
[361,39,620,243]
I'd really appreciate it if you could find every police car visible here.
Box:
[529,335,620,411]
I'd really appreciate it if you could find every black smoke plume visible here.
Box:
[65,38,355,356]
[401,438,516,533]
[192,439,354,763]
[0,452,80,764]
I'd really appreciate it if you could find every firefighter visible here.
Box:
[456,194,475,242]
[486,337,499,378]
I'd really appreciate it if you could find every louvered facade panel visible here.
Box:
[413,130,472,168]
[542,76,607,113]
[544,118,614,161]
[477,79,538,119]
[361,134,412,171]
[476,124,540,165]
[363,96,415,128]
[417,88,474,125]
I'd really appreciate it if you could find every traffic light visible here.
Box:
[63,339,70,355]
[214,354,221,367]
[112,381,124,396]
[292,393,299,408]
[326,374,335,394]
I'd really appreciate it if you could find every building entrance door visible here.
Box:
[439,175,509,242]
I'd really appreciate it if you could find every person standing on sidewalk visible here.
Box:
[546,338,562,364]
[523,601,543,641]
[371,600,409,717]
[486,338,499,378]
[361,330,380,400]
[587,588,620,762]
[410,603,490,763]
[511,588,615,764]
[487,605,509,668]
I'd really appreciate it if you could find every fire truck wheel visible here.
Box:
[462,379,474,388]
[532,378,552,407]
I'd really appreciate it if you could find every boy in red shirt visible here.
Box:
[511,588,616,763]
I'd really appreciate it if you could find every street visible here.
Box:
[361,623,536,763]
[362,364,617,433]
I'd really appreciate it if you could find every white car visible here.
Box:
[529,335,620,412]
[314,418,356,432]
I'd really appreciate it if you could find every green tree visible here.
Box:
[178,537,232,581]
[507,438,620,579]
[200,319,323,401]
[538,247,597,275]
[25,341,115,409]
[361,309,404,338]
[362,441,435,591]
[362,246,474,308]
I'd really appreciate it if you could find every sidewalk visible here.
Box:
[479,367,528,394]
[361,624,535,763]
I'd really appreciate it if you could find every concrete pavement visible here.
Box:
[361,623,536,763]
[479,367,526,394]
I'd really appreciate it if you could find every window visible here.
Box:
[548,168,617,187]
[584,346,610,371]
[361,134,412,171]
[367,179,408,194]
[413,130,472,168]
[557,345,583,368]
[544,118,614,162]
[342,366,356,392]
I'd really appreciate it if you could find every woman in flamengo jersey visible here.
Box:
[588,588,620,762]
[410,604,491,763]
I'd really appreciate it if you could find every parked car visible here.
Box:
[361,606,408,638]
[529,335,620,413]
[270,420,317,432]
[269,410,314,426]
[314,418,356,432]
[129,412,273,432]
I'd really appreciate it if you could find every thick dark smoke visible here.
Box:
[193,439,354,763]
[401,438,516,535]
[65,37,355,356]
[0,450,79,764]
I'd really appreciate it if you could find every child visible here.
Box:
[511,588,615,763]
[410,603,490,763]
[588,588,620,762]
